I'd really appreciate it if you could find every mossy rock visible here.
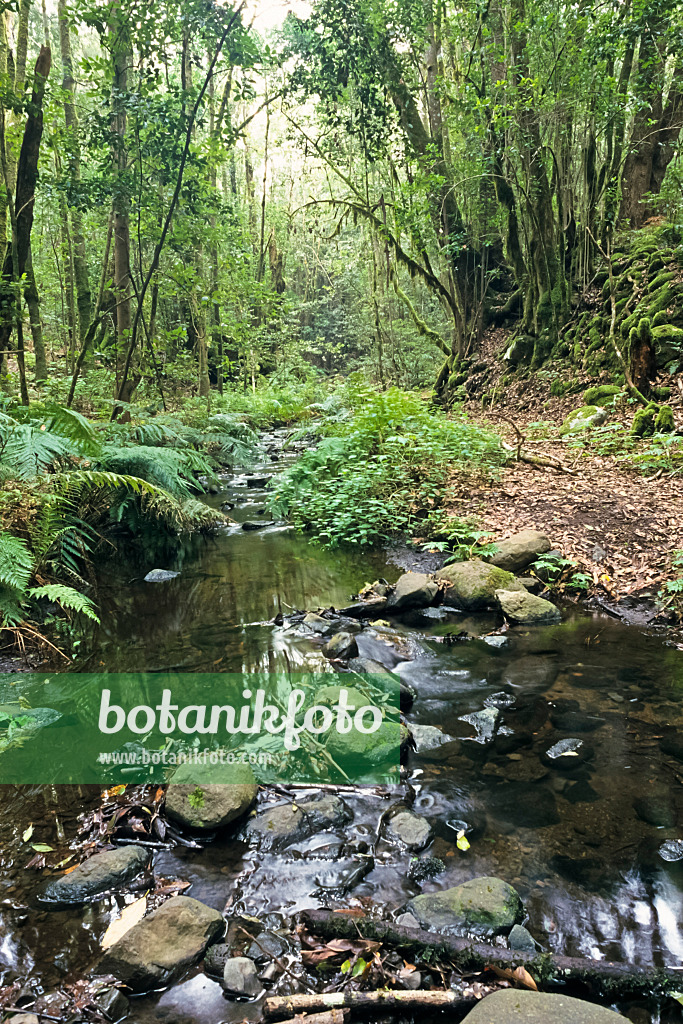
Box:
[631,403,658,438]
[583,385,621,406]
[649,254,665,273]
[559,405,608,435]
[434,558,525,611]
[652,323,683,366]
[503,335,534,365]
[647,270,676,292]
[655,404,675,433]
[654,386,672,400]
[407,877,524,938]
[653,310,669,326]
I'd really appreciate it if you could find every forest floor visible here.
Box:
[446,339,683,621]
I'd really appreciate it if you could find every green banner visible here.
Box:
[0,672,400,785]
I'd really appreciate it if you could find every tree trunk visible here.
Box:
[25,246,46,381]
[110,13,134,403]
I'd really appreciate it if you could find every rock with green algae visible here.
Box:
[434,558,526,611]
[652,323,683,365]
[655,404,675,432]
[461,989,629,1023]
[406,876,523,937]
[559,405,608,435]
[582,384,622,406]
[165,762,258,830]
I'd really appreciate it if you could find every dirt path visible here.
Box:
[446,396,683,615]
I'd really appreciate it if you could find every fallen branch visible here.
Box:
[500,440,577,475]
[276,1011,349,1024]
[264,991,468,1020]
[298,910,683,993]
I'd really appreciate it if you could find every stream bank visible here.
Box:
[0,429,682,1024]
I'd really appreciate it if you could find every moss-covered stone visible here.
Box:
[583,385,621,406]
[434,558,525,611]
[652,323,683,366]
[647,270,676,292]
[407,877,524,938]
[631,403,658,438]
[559,405,608,435]
[655,404,675,433]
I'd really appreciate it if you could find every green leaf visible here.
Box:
[31,843,54,852]
[22,824,33,842]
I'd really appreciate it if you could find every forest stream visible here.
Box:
[0,433,682,1023]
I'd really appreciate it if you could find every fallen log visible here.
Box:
[265,991,468,1020]
[276,1010,350,1024]
[298,909,683,994]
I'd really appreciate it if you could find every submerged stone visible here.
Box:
[659,839,683,862]
[144,569,179,582]
[40,846,148,905]
[407,876,523,937]
[542,737,592,769]
[245,793,350,851]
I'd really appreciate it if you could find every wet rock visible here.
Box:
[482,758,548,784]
[302,613,339,635]
[408,723,458,753]
[223,956,261,997]
[541,738,593,770]
[205,942,231,978]
[385,809,432,850]
[496,588,561,624]
[459,707,500,745]
[660,731,683,761]
[461,989,629,1022]
[550,710,605,732]
[144,569,179,582]
[395,911,421,928]
[489,782,560,828]
[323,632,358,660]
[165,763,258,830]
[633,786,675,828]
[564,780,600,803]
[242,520,275,530]
[487,530,551,573]
[435,559,526,611]
[98,895,224,992]
[245,476,271,488]
[340,597,388,618]
[400,680,417,712]
[92,985,130,1021]
[386,572,438,611]
[508,924,536,953]
[659,839,683,862]
[246,930,289,963]
[40,845,148,905]
[559,405,609,435]
[245,793,350,851]
[407,858,445,883]
[407,876,523,937]
[314,857,373,893]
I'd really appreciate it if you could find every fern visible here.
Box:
[29,585,99,622]
[0,534,33,591]
[95,445,212,499]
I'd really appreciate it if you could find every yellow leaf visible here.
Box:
[102,785,126,799]
[101,895,147,950]
[512,966,538,991]
[456,830,470,851]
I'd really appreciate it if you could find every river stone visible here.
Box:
[40,845,148,905]
[302,613,339,635]
[144,569,179,582]
[247,929,289,963]
[435,559,526,611]
[242,520,275,530]
[223,956,261,997]
[314,857,373,893]
[245,793,350,851]
[459,707,500,745]
[385,810,432,850]
[165,763,258,830]
[660,732,683,761]
[550,710,605,732]
[489,782,560,828]
[495,588,561,624]
[323,632,358,660]
[406,877,523,937]
[508,924,536,953]
[461,989,629,1023]
[559,405,609,435]
[98,895,224,992]
[541,737,592,769]
[487,530,551,573]
[633,786,675,828]
[386,572,438,611]
[659,839,683,862]
[409,723,458,752]
[205,942,231,977]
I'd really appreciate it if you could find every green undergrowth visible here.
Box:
[269,377,503,547]
[564,420,683,475]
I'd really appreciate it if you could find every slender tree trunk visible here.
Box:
[110,13,134,403]
[25,246,46,381]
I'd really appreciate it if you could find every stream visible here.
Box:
[1,430,682,1022]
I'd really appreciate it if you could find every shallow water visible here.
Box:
[1,431,682,1021]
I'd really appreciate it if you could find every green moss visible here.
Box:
[654,386,672,400]
[648,255,665,273]
[655,404,675,433]
[583,384,621,406]
[631,403,658,438]
[653,310,669,326]
[638,316,652,344]
[647,270,676,292]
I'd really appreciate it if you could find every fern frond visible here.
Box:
[29,585,100,622]
[0,534,33,590]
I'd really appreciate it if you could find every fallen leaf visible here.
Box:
[22,824,33,843]
[101,895,147,950]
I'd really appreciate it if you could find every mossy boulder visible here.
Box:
[406,876,523,937]
[434,559,526,611]
[165,763,258,831]
[655,404,675,433]
[559,405,608,435]
[631,403,658,438]
[503,334,534,365]
[652,324,683,366]
[462,990,630,1023]
[582,385,621,406]
[495,588,561,625]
